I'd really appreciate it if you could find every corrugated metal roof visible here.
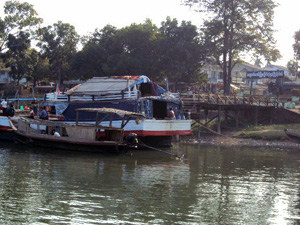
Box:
[67,77,140,96]
[75,107,146,119]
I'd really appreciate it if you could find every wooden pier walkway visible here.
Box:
[180,93,300,135]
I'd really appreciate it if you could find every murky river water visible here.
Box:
[1,142,300,224]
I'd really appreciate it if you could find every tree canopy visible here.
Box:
[2,31,31,85]
[288,30,300,77]
[0,0,292,96]
[0,0,42,52]
[183,0,280,94]
[37,21,79,86]
[72,18,204,91]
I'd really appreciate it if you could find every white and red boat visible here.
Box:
[44,76,192,147]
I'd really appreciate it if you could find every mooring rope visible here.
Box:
[137,138,184,161]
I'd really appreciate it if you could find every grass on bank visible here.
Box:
[232,124,300,140]
[192,120,300,140]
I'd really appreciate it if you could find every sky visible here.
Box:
[0,0,299,67]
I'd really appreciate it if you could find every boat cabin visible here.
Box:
[44,76,183,121]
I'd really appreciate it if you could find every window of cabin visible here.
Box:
[152,100,167,119]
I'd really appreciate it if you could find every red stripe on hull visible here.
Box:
[123,130,192,136]
[0,126,13,131]
[97,130,192,137]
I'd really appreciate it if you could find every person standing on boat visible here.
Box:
[39,106,48,120]
[1,97,7,116]
[31,98,38,116]
[168,107,175,120]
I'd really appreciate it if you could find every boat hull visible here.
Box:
[0,116,192,147]
[0,116,17,141]
[284,129,300,144]
[16,132,128,153]
[76,119,191,147]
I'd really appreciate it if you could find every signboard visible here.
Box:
[246,70,284,79]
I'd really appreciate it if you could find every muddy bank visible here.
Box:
[182,135,300,149]
[185,123,300,149]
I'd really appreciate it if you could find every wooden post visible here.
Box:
[76,111,79,126]
[250,78,253,95]
[198,109,201,138]
[224,109,228,125]
[204,109,208,124]
[270,108,273,124]
[255,106,258,126]
[109,114,113,127]
[235,108,239,129]
[96,112,99,126]
[217,105,221,134]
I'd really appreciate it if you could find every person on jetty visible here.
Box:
[39,106,48,120]
[1,97,7,116]
[168,107,175,120]
[6,104,15,117]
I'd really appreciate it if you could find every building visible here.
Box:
[0,69,12,84]
[0,68,27,84]
[202,62,265,85]
[264,64,295,81]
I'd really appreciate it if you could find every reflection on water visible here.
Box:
[1,142,300,224]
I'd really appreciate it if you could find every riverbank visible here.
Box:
[184,123,300,149]
[189,136,300,149]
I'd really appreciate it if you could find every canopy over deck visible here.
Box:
[75,107,146,119]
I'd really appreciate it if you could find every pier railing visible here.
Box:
[45,91,139,102]
[44,91,181,102]
[180,93,295,108]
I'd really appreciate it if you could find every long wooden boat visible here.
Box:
[284,129,300,144]
[15,108,145,153]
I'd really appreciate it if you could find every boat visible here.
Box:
[284,129,300,144]
[0,116,17,140]
[43,75,192,147]
[0,104,32,140]
[15,108,145,153]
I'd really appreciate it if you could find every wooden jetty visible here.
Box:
[181,93,300,135]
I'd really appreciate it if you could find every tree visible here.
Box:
[25,49,51,86]
[287,60,299,78]
[75,18,204,85]
[37,21,79,86]
[293,30,300,61]
[0,0,42,52]
[112,19,159,77]
[74,20,159,80]
[183,0,280,94]
[289,30,300,78]
[2,31,31,85]
[157,17,205,90]
[72,25,122,80]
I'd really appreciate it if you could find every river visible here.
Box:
[1,142,300,224]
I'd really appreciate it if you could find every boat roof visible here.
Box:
[75,107,146,119]
[66,75,151,96]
